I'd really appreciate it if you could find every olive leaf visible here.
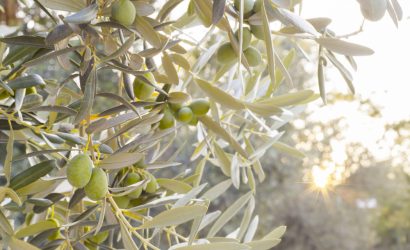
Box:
[194,78,245,110]
[207,192,253,237]
[139,205,207,229]
[9,160,57,190]
[199,116,248,158]
[135,15,162,48]
[7,75,45,90]
[15,220,58,239]
[0,36,51,49]
[261,0,276,90]
[74,66,96,124]
[316,37,374,56]
[37,0,86,12]
[212,0,226,24]
[157,178,192,194]
[64,3,98,24]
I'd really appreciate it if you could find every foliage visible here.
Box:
[0,0,401,249]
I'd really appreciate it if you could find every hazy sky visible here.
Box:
[302,0,409,163]
[304,0,409,119]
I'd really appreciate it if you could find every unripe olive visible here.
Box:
[176,107,193,123]
[159,109,175,129]
[244,46,262,67]
[253,0,262,12]
[66,154,93,188]
[189,99,210,116]
[359,0,387,21]
[235,27,252,50]
[124,173,143,199]
[250,25,265,40]
[84,168,108,201]
[234,0,255,15]
[168,102,182,112]
[111,0,136,26]
[145,177,158,194]
[133,73,155,101]
[113,196,130,209]
[89,230,109,244]
[217,43,237,64]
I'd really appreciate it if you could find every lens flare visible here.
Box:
[312,166,330,189]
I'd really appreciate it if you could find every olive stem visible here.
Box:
[107,195,160,250]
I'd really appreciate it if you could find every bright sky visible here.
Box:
[300,0,410,163]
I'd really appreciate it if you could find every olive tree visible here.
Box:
[0,0,401,249]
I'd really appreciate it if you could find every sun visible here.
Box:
[312,165,330,189]
[305,165,335,199]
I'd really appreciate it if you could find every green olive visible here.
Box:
[113,196,130,209]
[133,73,155,101]
[234,0,255,15]
[189,99,210,116]
[235,27,252,50]
[159,108,175,129]
[217,43,237,64]
[168,102,182,112]
[250,25,265,40]
[111,0,136,26]
[253,0,262,12]
[145,177,158,194]
[244,47,262,67]
[84,168,108,201]
[89,230,109,244]
[66,154,93,188]
[359,0,387,21]
[176,107,193,123]
[124,173,143,199]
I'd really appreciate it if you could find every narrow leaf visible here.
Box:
[64,3,98,24]
[207,192,253,237]
[261,0,276,90]
[140,205,207,229]
[316,37,374,56]
[9,160,56,190]
[194,78,245,110]
[199,116,248,158]
[212,0,226,24]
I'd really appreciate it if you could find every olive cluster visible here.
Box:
[113,167,159,209]
[66,154,108,201]
[132,71,211,129]
[216,0,265,66]
[159,98,211,130]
